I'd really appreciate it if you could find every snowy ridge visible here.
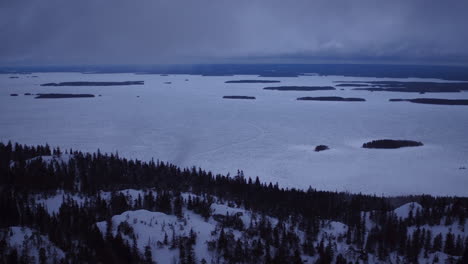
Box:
[27,154,74,164]
[9,154,74,169]
[35,190,87,214]
[394,202,423,219]
[97,209,217,264]
[36,189,148,214]
[0,227,65,264]
[23,191,468,263]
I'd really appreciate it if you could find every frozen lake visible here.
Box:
[1,72,468,196]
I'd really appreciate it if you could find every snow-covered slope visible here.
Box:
[27,154,74,164]
[97,209,217,263]
[92,197,467,264]
[35,189,148,214]
[394,202,423,219]
[9,154,73,168]
[0,226,65,264]
[7,189,468,263]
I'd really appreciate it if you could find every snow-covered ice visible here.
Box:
[1,72,468,196]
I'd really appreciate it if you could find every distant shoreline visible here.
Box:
[35,93,95,99]
[222,96,256,100]
[41,81,144,86]
[389,98,468,105]
[297,96,365,102]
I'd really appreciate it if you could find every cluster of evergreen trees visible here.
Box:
[1,142,468,263]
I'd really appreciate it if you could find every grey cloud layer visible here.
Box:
[1,0,467,65]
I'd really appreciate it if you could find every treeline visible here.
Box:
[0,189,148,263]
[1,187,467,263]
[1,142,468,263]
[1,142,389,224]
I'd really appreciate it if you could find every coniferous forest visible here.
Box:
[1,142,467,264]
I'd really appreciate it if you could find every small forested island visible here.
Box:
[297,96,365,102]
[334,81,468,93]
[225,80,280,83]
[390,98,468,105]
[258,73,299,77]
[335,83,369,87]
[223,96,256,100]
[40,81,144,86]
[264,86,336,91]
[314,145,329,152]
[35,93,95,99]
[202,74,235,77]
[362,139,423,149]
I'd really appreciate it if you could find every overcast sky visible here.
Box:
[1,0,467,66]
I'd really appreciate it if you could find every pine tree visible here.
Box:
[179,241,186,264]
[173,194,183,219]
[433,233,443,252]
[144,245,154,264]
[444,232,455,255]
[458,247,468,264]
[7,248,18,264]
[292,249,303,264]
[105,216,113,240]
[186,242,196,264]
[233,239,243,263]
[39,248,47,264]
[170,229,177,249]
[217,228,226,252]
[455,235,464,256]
[336,254,347,264]
[424,229,432,257]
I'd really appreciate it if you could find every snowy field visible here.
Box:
[1,72,468,196]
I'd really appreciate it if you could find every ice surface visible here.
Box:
[1,73,468,196]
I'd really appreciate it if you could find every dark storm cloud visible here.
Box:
[1,0,467,65]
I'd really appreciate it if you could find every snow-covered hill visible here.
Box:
[0,227,65,264]
[25,189,468,263]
